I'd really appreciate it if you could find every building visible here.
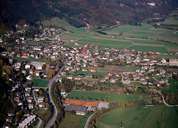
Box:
[64,99,99,108]
[169,59,178,66]
[97,102,110,110]
[31,61,45,71]
[64,105,87,115]
[64,99,110,115]
[18,115,36,128]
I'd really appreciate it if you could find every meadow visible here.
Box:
[41,14,178,54]
[32,78,48,88]
[59,113,90,128]
[96,106,178,128]
[61,21,178,53]
[67,90,143,103]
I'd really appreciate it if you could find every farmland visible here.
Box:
[39,13,178,54]
[59,113,90,128]
[61,22,178,53]
[96,106,178,128]
[67,90,143,103]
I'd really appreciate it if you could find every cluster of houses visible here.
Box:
[4,83,48,128]
[18,114,37,128]
[1,24,178,127]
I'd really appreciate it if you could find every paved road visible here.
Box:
[84,112,96,128]
[36,117,42,128]
[157,91,178,107]
[45,67,63,128]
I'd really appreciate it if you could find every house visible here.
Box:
[147,2,156,7]
[28,104,34,109]
[26,75,32,81]
[31,61,45,71]
[97,102,110,110]
[169,59,178,66]
[21,52,29,59]
[0,38,2,43]
[18,115,36,128]
[38,103,46,108]
[64,99,99,108]
[25,64,31,70]
[64,105,87,115]
[37,97,44,103]
[64,99,110,114]
[61,91,68,98]
[14,62,21,71]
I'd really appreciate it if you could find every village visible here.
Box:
[0,23,178,128]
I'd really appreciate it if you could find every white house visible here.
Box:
[31,61,45,70]
[18,115,36,128]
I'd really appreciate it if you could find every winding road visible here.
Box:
[156,91,178,107]
[84,113,96,128]
[45,67,64,128]
[36,118,42,128]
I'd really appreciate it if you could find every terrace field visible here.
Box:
[96,106,178,128]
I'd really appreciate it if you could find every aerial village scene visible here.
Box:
[0,1,178,128]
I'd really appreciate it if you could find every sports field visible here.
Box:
[96,106,178,128]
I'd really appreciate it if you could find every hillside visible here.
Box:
[0,0,178,27]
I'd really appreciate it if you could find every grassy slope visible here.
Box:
[96,106,178,128]
[67,90,143,103]
[62,23,178,53]
[59,113,90,128]
[42,15,178,53]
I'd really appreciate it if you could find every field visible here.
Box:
[61,22,178,53]
[162,78,178,94]
[67,90,143,103]
[39,10,178,53]
[96,106,178,128]
[32,78,48,88]
[59,113,90,128]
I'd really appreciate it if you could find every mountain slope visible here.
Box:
[0,0,178,27]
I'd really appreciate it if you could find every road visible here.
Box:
[84,112,96,128]
[45,67,64,128]
[157,91,178,107]
[36,117,42,128]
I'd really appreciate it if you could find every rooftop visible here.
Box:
[64,99,99,107]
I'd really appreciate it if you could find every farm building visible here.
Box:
[64,99,109,115]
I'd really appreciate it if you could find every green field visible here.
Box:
[40,11,178,53]
[67,90,143,103]
[61,22,178,53]
[162,78,178,94]
[40,14,178,53]
[32,78,48,88]
[96,106,178,128]
[59,113,90,128]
